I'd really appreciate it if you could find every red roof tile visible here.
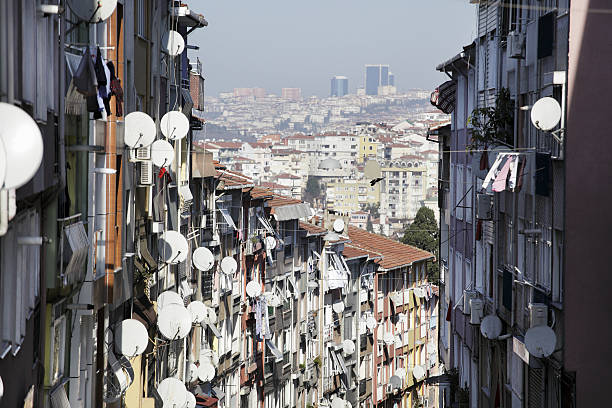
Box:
[299,221,326,236]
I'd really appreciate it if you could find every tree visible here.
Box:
[401,207,439,281]
[303,176,321,202]
[363,203,380,220]
[366,217,374,233]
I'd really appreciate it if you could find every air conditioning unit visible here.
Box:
[151,221,164,234]
[386,384,394,393]
[476,194,493,220]
[463,290,478,314]
[131,146,151,162]
[508,31,525,59]
[137,161,153,186]
[469,299,484,324]
[529,303,548,327]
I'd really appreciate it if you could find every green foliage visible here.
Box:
[363,203,380,220]
[467,87,514,151]
[366,217,374,233]
[401,207,439,280]
[313,356,322,367]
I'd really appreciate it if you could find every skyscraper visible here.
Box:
[389,72,395,87]
[365,64,390,95]
[281,88,301,100]
[330,75,349,97]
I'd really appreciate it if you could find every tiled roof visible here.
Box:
[275,173,300,180]
[216,169,254,189]
[248,186,274,200]
[299,221,326,236]
[285,133,314,140]
[266,194,302,208]
[346,225,434,270]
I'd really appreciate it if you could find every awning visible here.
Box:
[257,214,276,234]
[335,351,348,375]
[265,339,283,362]
[181,88,194,115]
[212,386,225,400]
[207,322,223,339]
[63,221,89,285]
[192,108,206,122]
[219,208,236,230]
[171,4,208,29]
[430,80,456,114]
[273,203,311,221]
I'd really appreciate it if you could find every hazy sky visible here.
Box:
[190,1,476,97]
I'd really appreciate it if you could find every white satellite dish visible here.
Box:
[0,375,3,401]
[220,256,237,275]
[525,325,557,358]
[158,231,189,264]
[265,236,277,250]
[413,365,426,381]
[415,287,426,298]
[193,247,214,271]
[203,307,217,324]
[188,363,198,382]
[394,335,402,348]
[342,339,355,356]
[531,97,562,131]
[67,0,117,23]
[332,300,345,314]
[161,111,190,140]
[211,352,219,367]
[345,402,352,408]
[333,218,345,233]
[0,103,44,190]
[331,397,345,408]
[383,332,395,346]
[157,304,192,340]
[366,316,377,331]
[162,30,185,56]
[266,292,281,307]
[151,140,174,168]
[395,368,407,379]
[157,377,187,408]
[124,111,156,148]
[185,391,197,408]
[0,139,6,188]
[187,301,207,324]
[157,291,183,311]
[197,363,216,382]
[480,315,503,339]
[246,281,262,298]
[114,319,149,357]
[398,313,407,324]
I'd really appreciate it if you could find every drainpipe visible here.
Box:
[58,1,66,190]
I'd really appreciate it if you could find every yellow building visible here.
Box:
[325,179,380,213]
[358,133,379,163]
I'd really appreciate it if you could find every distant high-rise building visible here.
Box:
[330,75,349,97]
[365,64,390,95]
[389,72,395,87]
[281,88,301,100]
[233,87,267,98]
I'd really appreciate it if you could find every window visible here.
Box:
[137,0,146,38]
[466,166,473,223]
[455,252,463,304]
[456,165,464,220]
[50,312,66,384]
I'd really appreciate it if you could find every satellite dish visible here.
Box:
[394,335,403,348]
[398,313,407,324]
[67,0,117,23]
[383,332,394,346]
[151,140,174,168]
[395,368,406,379]
[157,291,183,311]
[531,97,562,131]
[0,103,44,189]
[345,401,352,408]
[480,315,503,339]
[162,30,185,56]
[265,236,277,250]
[158,231,189,264]
[0,375,3,401]
[114,319,149,357]
[331,397,345,408]
[333,218,345,233]
[415,288,426,298]
[366,316,377,331]
[192,247,214,271]
[157,304,192,340]
[188,363,199,382]
[124,111,156,148]
[525,325,557,358]
[389,375,402,389]
[0,139,6,188]
[220,256,237,275]
[187,301,207,324]
[185,391,197,408]
[332,300,345,314]
[197,363,216,382]
[266,292,281,307]
[342,339,355,355]
[246,281,262,298]
[413,365,426,381]
[161,111,190,140]
[203,307,217,324]
[157,377,187,408]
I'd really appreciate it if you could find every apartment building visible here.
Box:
[434,1,612,406]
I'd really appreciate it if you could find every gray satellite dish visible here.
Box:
[161,111,190,140]
[389,374,402,389]
[525,325,557,358]
[151,140,174,168]
[531,97,562,131]
[68,0,117,22]
[114,319,149,357]
[125,111,156,148]
[480,315,503,339]
[162,30,185,56]
[157,378,187,408]
[192,247,214,271]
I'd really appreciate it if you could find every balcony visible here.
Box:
[359,378,372,398]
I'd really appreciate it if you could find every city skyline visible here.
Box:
[190,0,475,97]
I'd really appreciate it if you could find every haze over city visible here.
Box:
[191,0,476,96]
